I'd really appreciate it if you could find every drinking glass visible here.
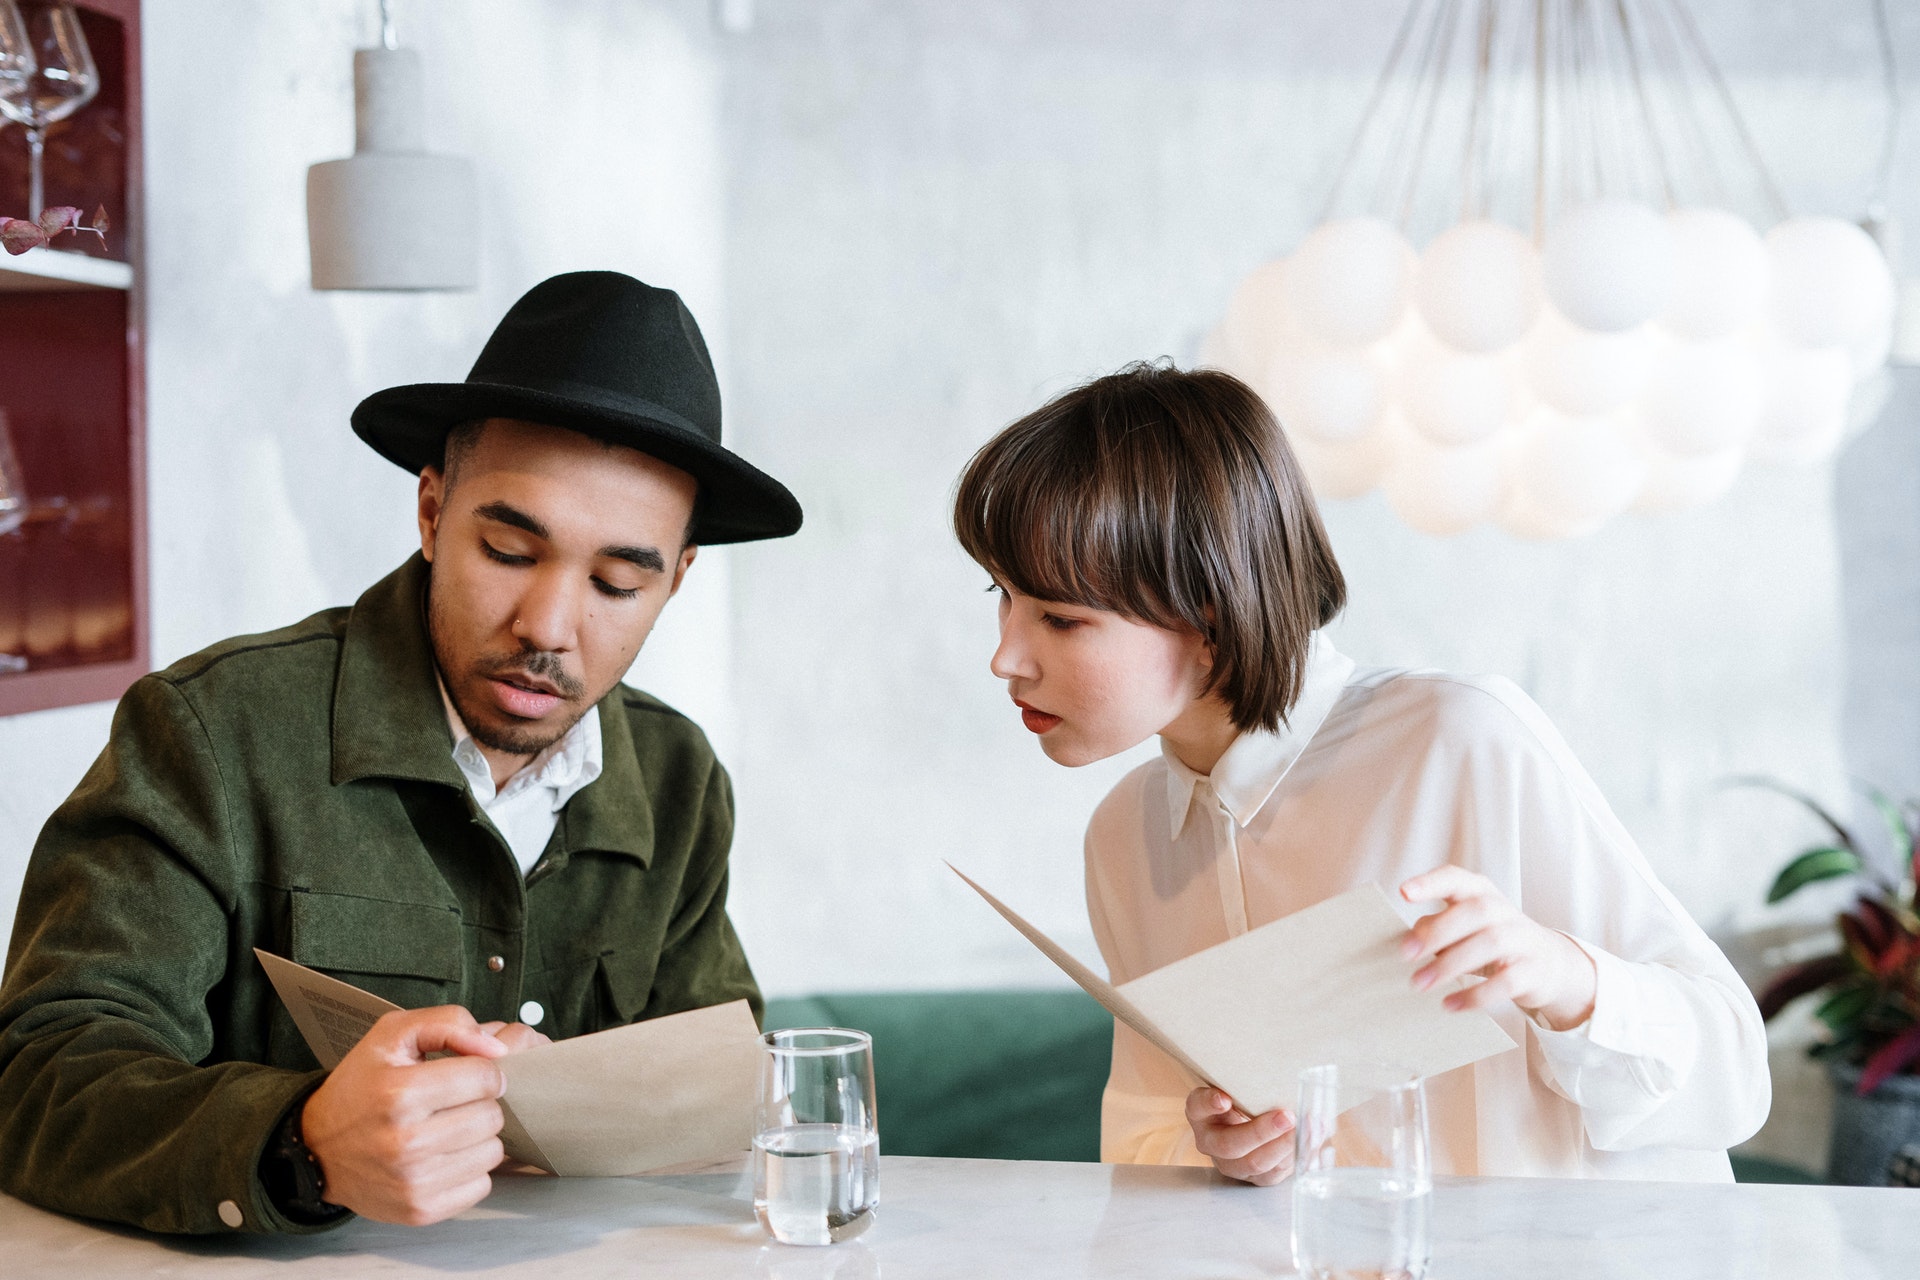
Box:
[0,408,24,537]
[0,2,98,220]
[753,1028,879,1247]
[1291,1064,1432,1280]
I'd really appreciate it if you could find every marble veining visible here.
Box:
[1,1156,1910,1278]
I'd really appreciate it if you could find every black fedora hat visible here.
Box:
[352,271,802,545]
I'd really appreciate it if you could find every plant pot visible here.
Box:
[1826,1060,1920,1186]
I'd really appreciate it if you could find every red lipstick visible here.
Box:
[1014,698,1062,734]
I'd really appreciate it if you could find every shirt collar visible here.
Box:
[1163,631,1357,840]
[439,675,604,810]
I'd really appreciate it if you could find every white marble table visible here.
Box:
[1,1156,1910,1279]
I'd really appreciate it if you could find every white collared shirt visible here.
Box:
[441,682,604,875]
[1085,634,1770,1182]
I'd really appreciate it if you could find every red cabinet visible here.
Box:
[0,0,145,716]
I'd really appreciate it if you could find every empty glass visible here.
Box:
[1292,1064,1432,1280]
[754,1028,879,1247]
[0,408,23,537]
[0,2,99,220]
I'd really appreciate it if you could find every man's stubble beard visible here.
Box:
[426,572,594,759]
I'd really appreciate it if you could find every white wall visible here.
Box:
[0,0,738,938]
[717,1,1920,1000]
[3,2,1916,1106]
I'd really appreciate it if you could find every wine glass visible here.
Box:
[0,2,97,222]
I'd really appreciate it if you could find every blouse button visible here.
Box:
[518,1000,545,1027]
[487,955,506,973]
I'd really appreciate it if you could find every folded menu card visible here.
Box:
[255,949,760,1177]
[948,867,1517,1116]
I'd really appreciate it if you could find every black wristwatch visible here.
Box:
[259,1094,350,1225]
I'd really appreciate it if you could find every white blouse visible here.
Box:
[1085,635,1771,1182]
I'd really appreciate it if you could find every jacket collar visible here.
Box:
[332,554,465,790]
[330,553,654,867]
[1163,631,1356,840]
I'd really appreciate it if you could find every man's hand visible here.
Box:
[1399,864,1598,1031]
[475,1021,551,1054]
[300,1006,511,1226]
[1185,1086,1296,1185]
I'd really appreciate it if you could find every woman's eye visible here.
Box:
[1041,614,1082,632]
[482,541,533,567]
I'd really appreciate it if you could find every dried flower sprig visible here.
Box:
[0,204,110,256]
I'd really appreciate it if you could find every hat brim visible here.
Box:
[351,382,802,545]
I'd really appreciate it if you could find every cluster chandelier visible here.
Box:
[1205,0,1900,539]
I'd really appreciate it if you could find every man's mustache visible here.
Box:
[477,649,586,701]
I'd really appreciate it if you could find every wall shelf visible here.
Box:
[0,0,145,718]
[0,247,134,293]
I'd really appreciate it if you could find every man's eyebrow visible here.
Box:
[601,544,667,574]
[473,500,665,573]
[473,501,549,540]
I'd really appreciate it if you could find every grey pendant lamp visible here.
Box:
[306,0,477,291]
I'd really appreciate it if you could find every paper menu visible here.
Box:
[948,868,1517,1117]
[254,949,759,1177]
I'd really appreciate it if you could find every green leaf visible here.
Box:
[1814,984,1876,1036]
[1864,785,1913,860]
[1725,776,1861,854]
[1767,846,1865,903]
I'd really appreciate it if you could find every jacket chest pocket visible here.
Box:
[288,889,465,1010]
[525,947,659,1037]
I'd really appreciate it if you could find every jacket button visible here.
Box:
[487,955,506,973]
[519,1000,544,1027]
[218,1199,243,1228]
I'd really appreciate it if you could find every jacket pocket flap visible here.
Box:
[291,891,464,982]
[599,949,659,1022]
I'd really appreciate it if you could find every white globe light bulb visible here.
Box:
[1289,217,1416,347]
[1286,411,1405,501]
[1522,308,1655,416]
[1659,208,1769,341]
[1263,340,1389,445]
[1765,216,1897,349]
[1221,258,1301,378]
[1393,322,1514,446]
[1382,432,1509,536]
[1750,343,1854,464]
[1542,199,1676,333]
[1508,409,1646,533]
[1636,338,1765,457]
[1416,220,1541,353]
[1626,418,1745,513]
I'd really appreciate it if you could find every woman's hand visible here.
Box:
[1184,1086,1296,1185]
[1399,865,1598,1031]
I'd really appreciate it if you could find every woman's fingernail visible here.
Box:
[1413,970,1433,990]
[1400,937,1420,959]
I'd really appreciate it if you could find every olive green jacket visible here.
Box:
[0,554,760,1235]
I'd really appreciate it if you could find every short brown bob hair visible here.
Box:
[953,361,1346,733]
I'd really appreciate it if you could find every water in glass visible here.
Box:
[1292,1167,1432,1280]
[755,1027,879,1247]
[753,1122,879,1246]
[1292,1063,1431,1280]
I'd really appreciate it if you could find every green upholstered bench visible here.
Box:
[766,989,1822,1183]
[763,990,1113,1162]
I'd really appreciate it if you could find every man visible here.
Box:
[0,272,801,1234]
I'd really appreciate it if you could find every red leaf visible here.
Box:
[36,205,82,237]
[1854,896,1899,952]
[1758,953,1854,1021]
[89,204,109,234]
[0,218,48,255]
[1858,1024,1920,1095]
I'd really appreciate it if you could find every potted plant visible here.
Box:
[1749,779,1920,1185]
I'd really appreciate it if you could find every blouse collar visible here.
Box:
[1162,631,1356,839]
